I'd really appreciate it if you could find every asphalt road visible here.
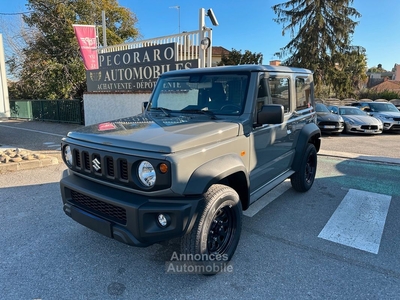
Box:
[1,120,400,299]
[1,157,400,299]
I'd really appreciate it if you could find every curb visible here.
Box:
[318,150,400,165]
[0,156,59,174]
[0,147,60,174]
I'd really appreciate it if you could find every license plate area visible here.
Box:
[70,205,112,238]
[324,125,335,129]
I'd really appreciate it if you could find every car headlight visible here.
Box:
[63,145,73,167]
[339,116,344,122]
[138,161,156,187]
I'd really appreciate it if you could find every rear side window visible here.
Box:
[295,77,311,110]
[269,77,290,113]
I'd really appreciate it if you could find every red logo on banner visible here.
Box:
[73,25,99,70]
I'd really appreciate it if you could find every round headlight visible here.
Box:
[138,161,156,187]
[64,145,73,166]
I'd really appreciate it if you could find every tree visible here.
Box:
[368,64,387,73]
[272,0,361,95]
[218,49,263,66]
[327,47,367,98]
[7,0,139,100]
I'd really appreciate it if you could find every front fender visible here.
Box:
[291,123,321,172]
[183,154,249,195]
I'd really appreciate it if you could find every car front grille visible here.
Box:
[70,190,127,225]
[319,121,339,126]
[361,125,378,130]
[73,148,130,184]
[65,145,171,191]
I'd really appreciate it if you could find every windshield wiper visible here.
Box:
[150,107,172,117]
[180,108,217,119]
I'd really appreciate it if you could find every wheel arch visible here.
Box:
[291,123,321,172]
[183,154,250,210]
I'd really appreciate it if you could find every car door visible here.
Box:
[249,73,295,195]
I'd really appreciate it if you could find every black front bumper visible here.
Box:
[60,170,202,247]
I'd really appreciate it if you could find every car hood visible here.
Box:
[343,115,381,124]
[66,114,240,153]
[317,112,341,121]
[371,111,400,118]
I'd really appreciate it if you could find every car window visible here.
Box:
[269,76,290,113]
[151,73,249,115]
[295,77,311,111]
[316,103,330,113]
[369,103,399,112]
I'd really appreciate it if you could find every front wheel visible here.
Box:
[180,184,242,275]
[290,143,317,192]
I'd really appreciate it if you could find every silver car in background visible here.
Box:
[330,106,383,134]
[351,102,400,132]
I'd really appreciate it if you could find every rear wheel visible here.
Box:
[291,143,317,192]
[180,184,242,275]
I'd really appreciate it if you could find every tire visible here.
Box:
[180,184,242,275]
[290,143,317,192]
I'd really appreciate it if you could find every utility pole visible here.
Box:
[169,6,180,33]
[0,34,10,118]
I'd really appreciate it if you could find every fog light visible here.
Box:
[157,214,169,227]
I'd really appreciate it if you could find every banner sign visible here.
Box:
[73,24,99,70]
[86,43,199,92]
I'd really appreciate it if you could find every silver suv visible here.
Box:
[60,65,321,273]
[351,102,400,131]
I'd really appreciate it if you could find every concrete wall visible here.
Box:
[83,93,151,125]
[0,34,10,118]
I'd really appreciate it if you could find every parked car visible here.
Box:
[330,106,383,134]
[351,102,400,132]
[315,103,344,134]
[59,65,321,274]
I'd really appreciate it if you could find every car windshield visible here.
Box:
[368,103,399,112]
[339,107,366,116]
[316,103,330,113]
[149,73,249,116]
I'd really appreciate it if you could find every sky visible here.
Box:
[0,0,399,71]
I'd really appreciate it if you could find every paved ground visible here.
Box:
[0,119,83,173]
[0,118,400,173]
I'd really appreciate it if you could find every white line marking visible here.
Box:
[0,124,64,137]
[318,188,391,254]
[46,144,61,148]
[244,180,291,217]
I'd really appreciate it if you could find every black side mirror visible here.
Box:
[256,104,284,125]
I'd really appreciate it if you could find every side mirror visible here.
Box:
[256,104,284,125]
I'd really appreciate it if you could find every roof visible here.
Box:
[160,64,313,77]
[212,46,230,56]
[370,80,400,92]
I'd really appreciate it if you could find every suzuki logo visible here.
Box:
[92,158,101,171]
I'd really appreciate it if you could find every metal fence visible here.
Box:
[10,99,84,124]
